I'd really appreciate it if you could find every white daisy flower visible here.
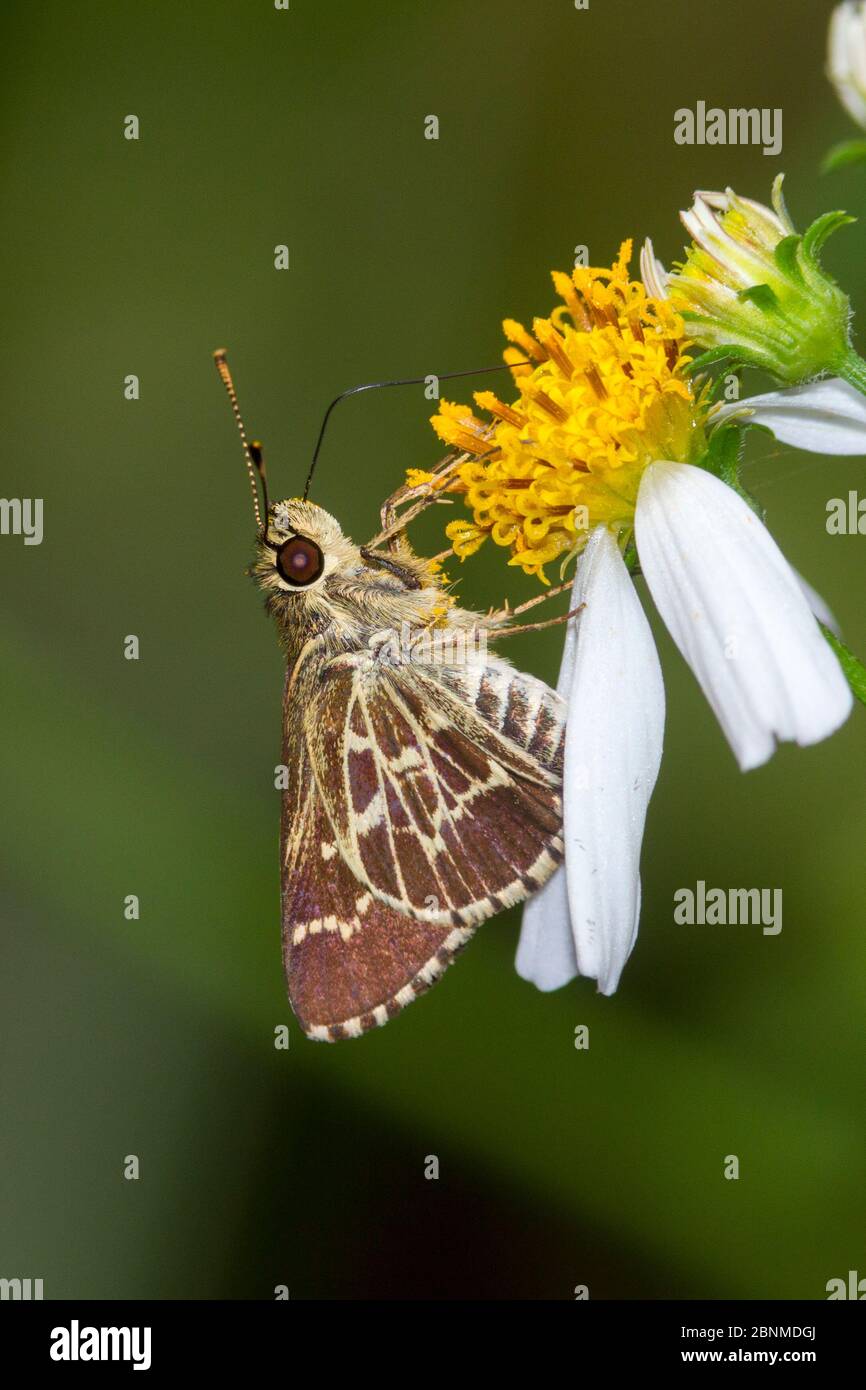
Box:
[518,468,853,996]
[828,1,866,131]
[426,244,857,999]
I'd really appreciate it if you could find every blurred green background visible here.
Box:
[1,0,864,1300]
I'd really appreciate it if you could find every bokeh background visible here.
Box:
[2,0,864,1300]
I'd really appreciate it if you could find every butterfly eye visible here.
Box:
[276,535,324,587]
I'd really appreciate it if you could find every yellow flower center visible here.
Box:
[427,241,709,582]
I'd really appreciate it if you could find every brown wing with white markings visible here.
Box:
[281,643,566,1040]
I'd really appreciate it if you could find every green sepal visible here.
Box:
[737,282,779,311]
[703,422,740,481]
[773,234,804,283]
[800,210,856,266]
[622,537,641,577]
[685,345,737,375]
[821,623,866,707]
[686,343,770,377]
[771,173,792,226]
[701,425,763,519]
[822,139,866,174]
[738,419,776,442]
[833,347,866,398]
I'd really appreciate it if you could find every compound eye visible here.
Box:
[276,534,324,587]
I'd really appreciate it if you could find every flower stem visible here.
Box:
[833,349,866,398]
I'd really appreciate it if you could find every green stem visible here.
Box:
[833,348,866,397]
[821,622,866,707]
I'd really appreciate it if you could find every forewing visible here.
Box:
[304,650,565,928]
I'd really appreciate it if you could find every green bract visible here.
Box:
[668,178,858,387]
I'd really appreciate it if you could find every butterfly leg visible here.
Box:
[376,492,429,552]
[371,450,468,551]
[485,578,573,628]
[489,603,585,640]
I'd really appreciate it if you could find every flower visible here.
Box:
[828,2,866,130]
[428,242,705,582]
[657,180,856,386]
[518,468,853,996]
[430,248,854,997]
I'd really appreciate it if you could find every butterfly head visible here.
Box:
[257,498,354,594]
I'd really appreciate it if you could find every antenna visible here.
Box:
[248,440,270,517]
[213,349,266,533]
[302,360,529,502]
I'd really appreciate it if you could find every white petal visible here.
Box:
[829,3,856,79]
[713,378,866,455]
[681,196,770,287]
[515,567,582,992]
[568,528,664,994]
[514,864,577,992]
[853,3,866,90]
[640,237,668,300]
[836,80,866,129]
[516,529,665,996]
[636,463,853,771]
[829,3,866,127]
[794,568,843,639]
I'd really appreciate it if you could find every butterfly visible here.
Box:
[214,350,578,1041]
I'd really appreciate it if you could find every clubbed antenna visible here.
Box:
[213,348,266,533]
